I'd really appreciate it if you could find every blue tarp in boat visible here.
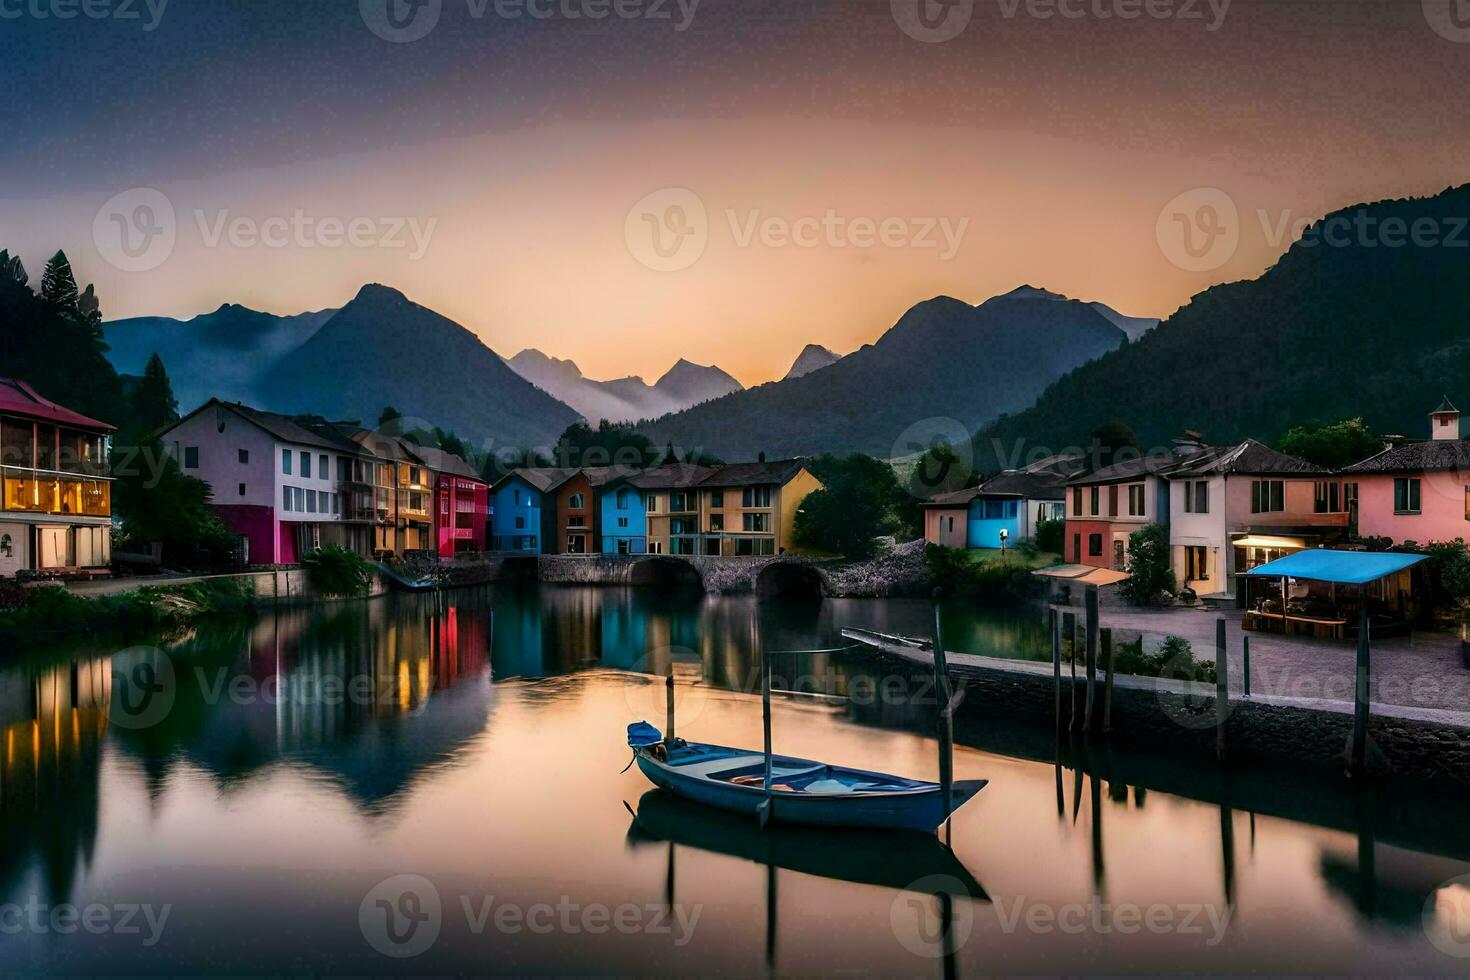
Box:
[627,721,663,747]
[1242,550,1427,585]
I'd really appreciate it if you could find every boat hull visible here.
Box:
[635,743,985,833]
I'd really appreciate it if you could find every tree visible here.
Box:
[1275,418,1382,470]
[795,453,913,558]
[907,439,978,499]
[112,446,235,565]
[129,354,179,435]
[40,250,79,312]
[0,250,26,286]
[378,406,403,429]
[1118,524,1175,606]
[1089,420,1140,468]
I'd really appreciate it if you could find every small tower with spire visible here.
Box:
[1430,396,1461,441]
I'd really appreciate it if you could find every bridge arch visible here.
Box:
[628,556,704,590]
[755,561,830,600]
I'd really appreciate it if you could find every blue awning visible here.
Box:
[1242,549,1427,585]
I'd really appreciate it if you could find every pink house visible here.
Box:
[1343,398,1470,546]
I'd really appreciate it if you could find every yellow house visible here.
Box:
[635,459,823,557]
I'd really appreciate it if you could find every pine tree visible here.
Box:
[40,250,79,312]
[131,353,180,434]
[0,250,27,286]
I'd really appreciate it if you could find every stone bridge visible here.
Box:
[537,554,838,597]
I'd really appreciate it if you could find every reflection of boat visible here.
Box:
[628,723,986,833]
[626,789,988,898]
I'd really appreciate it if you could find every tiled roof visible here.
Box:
[978,469,1070,500]
[0,378,114,432]
[206,401,365,454]
[1166,439,1326,477]
[629,464,716,489]
[1341,439,1470,474]
[411,445,481,481]
[1433,396,1459,414]
[697,458,809,488]
[1066,452,1189,486]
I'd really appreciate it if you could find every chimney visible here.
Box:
[1430,396,1461,441]
[758,451,767,463]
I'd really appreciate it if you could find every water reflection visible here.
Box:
[1,585,1469,974]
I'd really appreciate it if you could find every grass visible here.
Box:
[0,577,256,638]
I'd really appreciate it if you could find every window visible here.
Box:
[183,446,199,469]
[1185,546,1208,581]
[1108,484,1119,516]
[338,457,350,482]
[1128,484,1145,517]
[1465,486,1470,521]
[568,493,585,509]
[513,489,521,505]
[1314,481,1341,514]
[238,483,246,497]
[238,449,249,464]
[647,496,657,513]
[1251,480,1285,514]
[742,486,772,508]
[1089,486,1100,516]
[618,516,629,529]
[1073,533,1081,562]
[1072,487,1082,517]
[300,452,311,478]
[294,487,305,512]
[306,490,317,513]
[515,516,526,529]
[670,492,690,512]
[283,451,295,475]
[1394,477,1421,514]
[946,517,956,533]
[319,454,328,479]
[710,491,724,508]
[709,514,724,531]
[1112,540,1125,568]
[1088,533,1103,557]
[282,485,293,512]
[617,489,631,508]
[1184,480,1208,514]
[568,515,588,529]
[743,513,770,533]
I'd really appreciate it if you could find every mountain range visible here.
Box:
[784,344,842,380]
[639,287,1145,460]
[506,350,742,424]
[975,183,1470,470]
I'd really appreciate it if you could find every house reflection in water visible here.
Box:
[0,657,109,905]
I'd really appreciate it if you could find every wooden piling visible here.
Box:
[1084,586,1099,732]
[1064,612,1079,731]
[1101,627,1115,733]
[933,605,955,823]
[1242,635,1251,697]
[1051,608,1062,733]
[1352,602,1371,773]
[1215,617,1229,761]
[665,673,676,749]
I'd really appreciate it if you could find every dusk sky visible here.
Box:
[3,0,1468,384]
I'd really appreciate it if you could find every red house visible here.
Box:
[414,446,490,559]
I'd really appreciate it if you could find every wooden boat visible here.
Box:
[625,788,989,898]
[627,722,986,833]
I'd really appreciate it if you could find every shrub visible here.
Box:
[1118,524,1175,606]
[301,546,374,598]
[1423,539,1470,604]
[1035,517,1065,555]
[1109,634,1216,683]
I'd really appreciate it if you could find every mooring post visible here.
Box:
[1242,634,1252,698]
[1084,587,1099,732]
[1051,607,1062,733]
[933,603,955,823]
[1215,617,1229,761]
[1067,612,1080,731]
[1352,602,1371,773]
[665,673,676,750]
[1101,627,1115,733]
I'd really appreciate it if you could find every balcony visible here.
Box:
[3,475,111,517]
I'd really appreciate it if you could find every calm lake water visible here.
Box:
[3,584,1469,975]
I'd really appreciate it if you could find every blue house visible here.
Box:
[922,458,1077,550]
[599,479,647,555]
[967,497,1021,549]
[489,469,571,554]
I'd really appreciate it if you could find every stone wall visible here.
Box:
[536,554,834,595]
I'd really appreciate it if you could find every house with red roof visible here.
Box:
[0,379,114,577]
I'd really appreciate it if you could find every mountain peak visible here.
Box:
[784,344,840,380]
[997,284,1069,302]
[351,283,410,307]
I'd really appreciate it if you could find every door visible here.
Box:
[39,527,70,569]
[1112,539,1125,570]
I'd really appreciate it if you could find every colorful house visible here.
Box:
[0,379,114,577]
[634,464,714,556]
[1063,452,1184,569]
[922,456,1077,550]
[159,400,381,565]
[1165,439,1351,602]
[1342,398,1470,546]
[489,468,576,554]
[351,431,437,555]
[637,459,823,557]
[413,445,490,559]
[599,477,647,555]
